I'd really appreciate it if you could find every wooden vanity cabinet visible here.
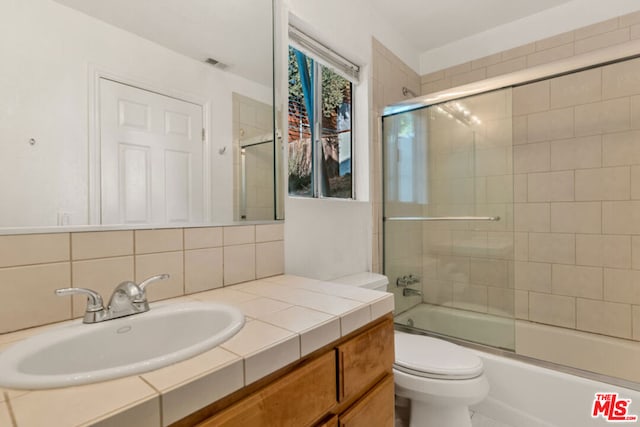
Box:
[337,317,395,403]
[192,316,394,427]
[198,351,337,426]
[338,375,395,427]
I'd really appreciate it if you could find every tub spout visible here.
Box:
[403,288,422,297]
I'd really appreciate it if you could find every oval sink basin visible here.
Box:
[0,302,244,389]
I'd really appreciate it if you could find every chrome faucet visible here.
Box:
[403,288,422,297]
[55,274,169,323]
[396,274,420,287]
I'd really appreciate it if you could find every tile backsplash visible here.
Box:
[0,223,284,334]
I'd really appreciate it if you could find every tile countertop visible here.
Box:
[0,274,394,427]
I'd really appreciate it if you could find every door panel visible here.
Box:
[165,150,192,222]
[100,78,204,224]
[119,143,150,223]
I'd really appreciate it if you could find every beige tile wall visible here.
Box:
[409,10,640,377]
[0,223,284,334]
[421,12,640,94]
[513,60,640,343]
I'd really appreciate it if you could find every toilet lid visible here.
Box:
[394,331,484,380]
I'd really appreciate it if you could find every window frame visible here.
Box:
[287,29,358,200]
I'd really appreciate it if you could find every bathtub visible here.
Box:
[394,303,515,350]
[394,304,640,426]
[471,350,640,427]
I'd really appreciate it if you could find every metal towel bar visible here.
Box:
[384,216,500,222]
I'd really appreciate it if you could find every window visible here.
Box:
[287,27,358,199]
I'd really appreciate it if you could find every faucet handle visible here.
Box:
[138,274,170,291]
[134,274,170,302]
[55,287,104,312]
[55,287,107,323]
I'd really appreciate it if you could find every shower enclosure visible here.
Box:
[383,88,515,350]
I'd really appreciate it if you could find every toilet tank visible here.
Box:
[331,272,389,292]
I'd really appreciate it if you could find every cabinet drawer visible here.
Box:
[337,317,394,402]
[339,374,394,427]
[315,415,339,427]
[199,351,337,427]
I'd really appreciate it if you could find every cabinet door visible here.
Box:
[339,374,394,427]
[199,351,337,427]
[337,317,394,402]
[316,415,339,427]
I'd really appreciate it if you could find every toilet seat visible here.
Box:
[394,331,484,380]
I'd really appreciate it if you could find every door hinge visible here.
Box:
[202,128,206,141]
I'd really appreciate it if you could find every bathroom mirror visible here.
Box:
[0,0,280,231]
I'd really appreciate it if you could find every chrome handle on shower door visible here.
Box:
[384,216,500,222]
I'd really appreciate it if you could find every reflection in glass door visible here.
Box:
[383,88,515,350]
[240,140,274,221]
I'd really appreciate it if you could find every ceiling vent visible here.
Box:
[205,58,228,70]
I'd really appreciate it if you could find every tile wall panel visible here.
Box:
[0,223,283,333]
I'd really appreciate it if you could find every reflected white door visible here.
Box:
[99,79,205,224]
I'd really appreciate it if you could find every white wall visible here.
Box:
[0,0,271,227]
[282,0,419,279]
[285,199,371,280]
[420,0,640,74]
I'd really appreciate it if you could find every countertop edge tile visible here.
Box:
[340,303,373,336]
[86,394,161,427]
[161,358,244,426]
[9,376,158,427]
[371,294,395,320]
[244,334,300,385]
[300,317,341,357]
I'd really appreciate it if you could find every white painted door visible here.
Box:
[99,78,205,224]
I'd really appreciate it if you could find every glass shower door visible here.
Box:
[383,88,515,350]
[240,140,275,220]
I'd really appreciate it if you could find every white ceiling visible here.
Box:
[370,0,574,53]
[54,0,273,86]
[53,0,576,85]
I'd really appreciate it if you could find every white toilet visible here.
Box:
[332,273,489,427]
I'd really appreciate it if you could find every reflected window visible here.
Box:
[384,111,427,204]
[396,113,416,203]
[288,45,354,199]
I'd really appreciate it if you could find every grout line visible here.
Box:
[67,231,74,320]
[182,229,186,296]
[133,231,137,283]
[4,393,17,427]
[68,232,72,262]
[139,377,163,427]
[69,256,75,319]
[0,259,69,270]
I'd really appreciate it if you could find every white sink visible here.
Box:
[0,302,244,389]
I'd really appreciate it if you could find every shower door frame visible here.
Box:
[384,40,640,117]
